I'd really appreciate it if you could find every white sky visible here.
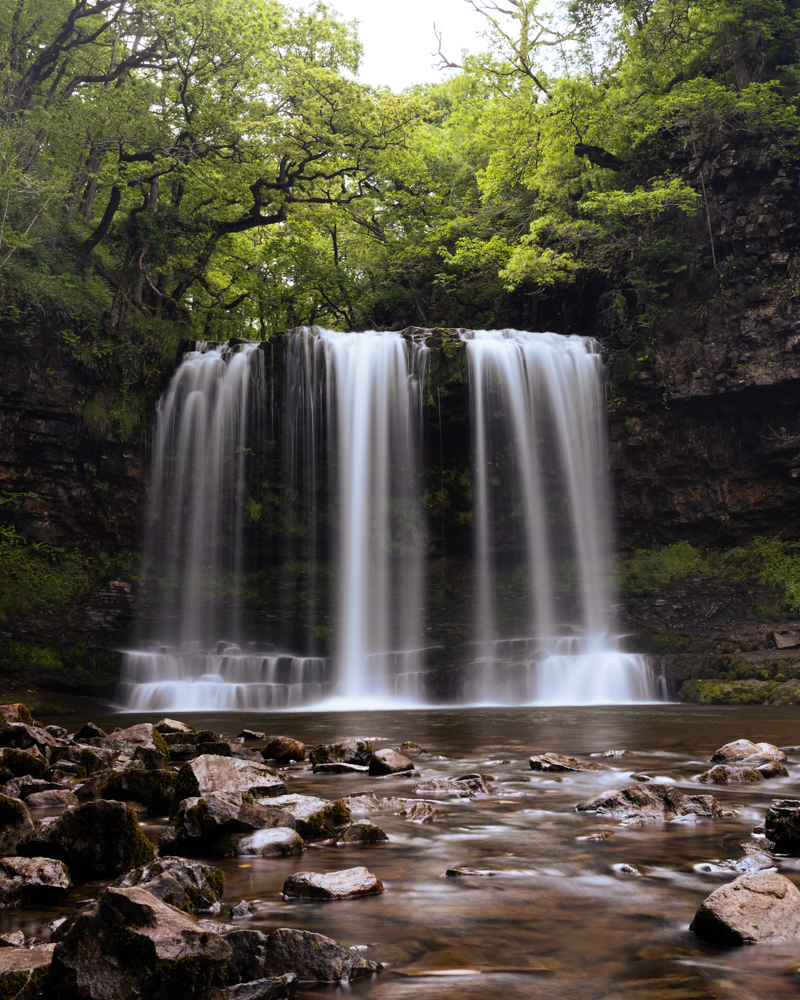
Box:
[298,0,486,91]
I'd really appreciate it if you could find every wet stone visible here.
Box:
[154,718,196,735]
[283,866,384,899]
[228,975,297,1000]
[711,739,786,765]
[0,931,24,947]
[17,799,154,876]
[765,798,800,854]
[261,737,306,763]
[691,871,800,944]
[174,755,286,800]
[214,828,305,859]
[0,856,71,908]
[0,944,53,998]
[263,794,350,840]
[224,927,377,983]
[0,796,34,854]
[112,857,225,914]
[698,762,788,784]
[1,777,60,800]
[309,739,373,767]
[368,749,414,775]
[25,789,78,808]
[414,774,494,797]
[337,822,389,844]
[48,886,232,998]
[0,748,47,780]
[446,867,500,877]
[231,899,255,919]
[160,792,296,857]
[576,783,724,824]
[530,753,606,773]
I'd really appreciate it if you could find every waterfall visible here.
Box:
[462,330,655,704]
[118,327,657,712]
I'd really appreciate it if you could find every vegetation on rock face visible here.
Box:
[620,538,800,613]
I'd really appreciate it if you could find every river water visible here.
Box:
[20,704,800,998]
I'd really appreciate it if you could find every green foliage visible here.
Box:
[0,524,130,623]
[620,537,800,613]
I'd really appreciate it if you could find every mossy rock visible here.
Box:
[102,769,178,815]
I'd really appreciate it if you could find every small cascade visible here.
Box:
[463,330,656,704]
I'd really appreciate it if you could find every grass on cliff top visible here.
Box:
[620,537,800,611]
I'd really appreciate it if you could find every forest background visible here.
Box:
[3,0,797,433]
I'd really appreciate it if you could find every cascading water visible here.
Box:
[462,330,655,703]
[119,326,657,711]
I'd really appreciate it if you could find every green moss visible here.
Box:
[619,537,800,614]
[152,730,169,756]
[151,953,219,999]
[102,770,177,814]
[206,869,225,899]
[0,794,27,823]
[678,678,800,705]
[0,971,30,1000]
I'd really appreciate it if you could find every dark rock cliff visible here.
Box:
[607,143,800,547]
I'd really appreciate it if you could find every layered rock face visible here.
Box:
[609,146,800,547]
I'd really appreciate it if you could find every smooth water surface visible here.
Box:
[25,704,800,999]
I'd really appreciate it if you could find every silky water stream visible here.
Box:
[21,704,800,1000]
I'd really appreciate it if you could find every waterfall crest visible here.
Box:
[119,328,658,711]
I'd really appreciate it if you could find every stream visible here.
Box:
[9,703,800,999]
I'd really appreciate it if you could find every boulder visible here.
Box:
[112,858,225,914]
[691,871,800,944]
[398,741,428,755]
[282,866,383,900]
[413,774,494,797]
[50,745,117,776]
[0,748,47,779]
[0,856,71,907]
[230,900,254,919]
[101,769,178,814]
[711,740,786,765]
[339,792,446,823]
[17,799,154,876]
[238,730,266,740]
[2,777,61,800]
[0,723,55,753]
[0,796,35,854]
[262,795,350,840]
[261,738,306,764]
[0,944,53,998]
[26,790,78,808]
[336,822,388,844]
[529,753,605,773]
[103,724,169,768]
[252,928,379,981]
[47,885,231,999]
[339,792,382,814]
[765,798,800,854]
[154,719,196,735]
[576,783,724,824]
[228,976,296,1000]
[0,705,33,727]
[698,762,788,784]
[73,722,107,741]
[309,740,373,767]
[213,828,304,859]
[224,927,377,984]
[160,792,296,857]
[174,756,286,801]
[395,801,447,823]
[0,931,24,947]
[368,750,414,776]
